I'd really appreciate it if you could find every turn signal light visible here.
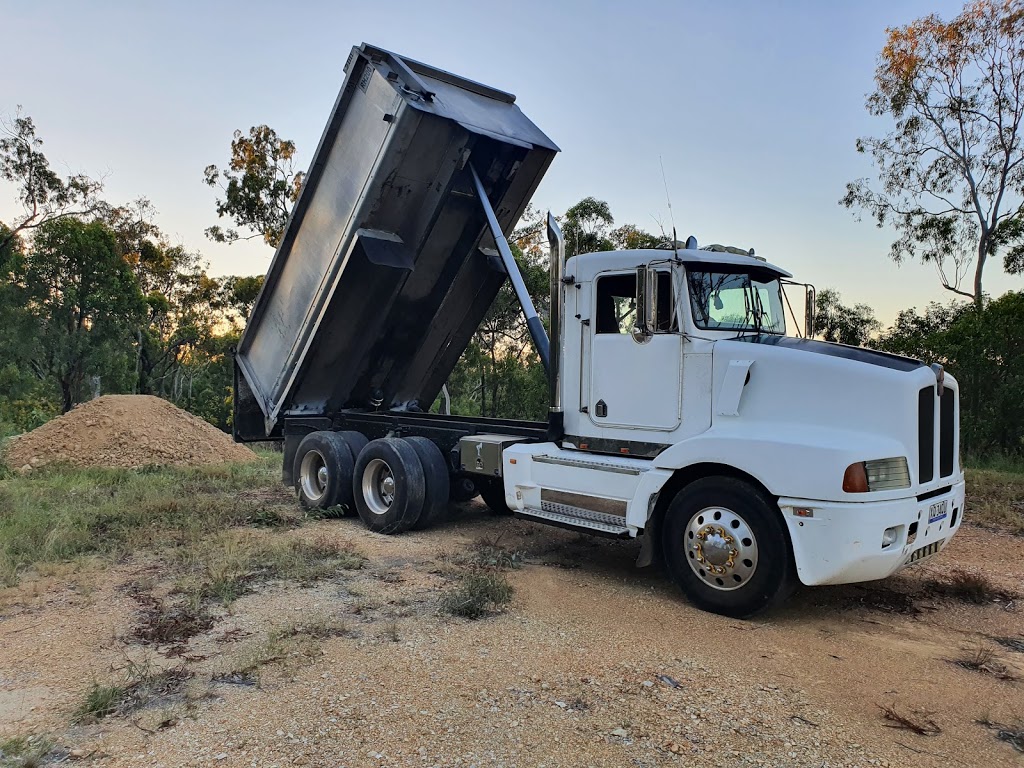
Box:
[843,457,911,492]
[843,462,869,493]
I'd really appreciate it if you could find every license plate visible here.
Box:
[928,499,948,523]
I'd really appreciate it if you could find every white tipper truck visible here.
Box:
[233,43,965,617]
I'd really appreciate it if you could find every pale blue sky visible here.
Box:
[2,0,1019,323]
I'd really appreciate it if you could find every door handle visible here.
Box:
[595,400,608,418]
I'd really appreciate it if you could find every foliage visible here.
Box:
[874,291,1024,455]
[204,125,304,247]
[842,0,1024,303]
[0,108,103,254]
[814,288,882,346]
[563,196,615,257]
[22,218,145,412]
[611,223,663,250]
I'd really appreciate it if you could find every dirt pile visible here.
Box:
[3,395,258,471]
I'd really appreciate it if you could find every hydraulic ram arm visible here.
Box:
[469,164,551,374]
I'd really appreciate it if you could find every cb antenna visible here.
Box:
[660,155,680,259]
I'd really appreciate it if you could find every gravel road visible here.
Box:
[1,505,1021,767]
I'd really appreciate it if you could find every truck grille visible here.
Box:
[940,388,955,477]
[918,386,934,483]
[919,384,957,484]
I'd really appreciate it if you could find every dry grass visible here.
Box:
[964,467,1024,535]
[948,645,1018,681]
[73,655,192,724]
[222,617,356,682]
[878,703,942,736]
[171,531,365,608]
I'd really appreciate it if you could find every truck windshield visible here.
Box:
[687,271,786,334]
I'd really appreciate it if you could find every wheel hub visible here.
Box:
[694,526,737,571]
[299,450,328,503]
[380,475,396,503]
[685,506,759,591]
[362,458,395,515]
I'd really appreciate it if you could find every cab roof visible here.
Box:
[569,248,793,279]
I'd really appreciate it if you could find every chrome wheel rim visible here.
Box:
[685,506,758,591]
[299,450,328,503]
[362,458,395,516]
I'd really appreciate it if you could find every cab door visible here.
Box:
[588,269,682,431]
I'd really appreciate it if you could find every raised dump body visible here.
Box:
[234,43,558,439]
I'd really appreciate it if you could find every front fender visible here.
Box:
[651,423,909,503]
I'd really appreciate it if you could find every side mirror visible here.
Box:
[805,285,816,339]
[633,265,658,342]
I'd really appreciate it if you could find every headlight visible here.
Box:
[843,457,910,493]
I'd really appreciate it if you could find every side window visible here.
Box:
[595,271,676,334]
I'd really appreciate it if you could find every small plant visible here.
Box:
[75,683,126,723]
[73,654,192,724]
[949,645,1018,681]
[381,620,400,643]
[469,535,524,570]
[442,572,514,619]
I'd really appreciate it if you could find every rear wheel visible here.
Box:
[479,478,512,515]
[662,476,794,618]
[404,437,450,530]
[337,430,369,460]
[352,438,426,534]
[293,431,355,512]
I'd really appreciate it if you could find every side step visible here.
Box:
[518,501,630,537]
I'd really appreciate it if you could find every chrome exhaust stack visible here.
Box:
[546,212,565,441]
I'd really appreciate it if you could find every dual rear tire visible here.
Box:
[293,431,449,534]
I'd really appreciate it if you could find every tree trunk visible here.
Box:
[974,236,988,308]
[60,375,74,414]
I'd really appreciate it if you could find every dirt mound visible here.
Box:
[3,395,258,471]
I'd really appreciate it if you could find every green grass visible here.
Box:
[0,447,365,599]
[0,735,54,767]
[74,683,126,723]
[0,450,289,586]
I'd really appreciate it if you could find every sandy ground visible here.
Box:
[1,505,1022,767]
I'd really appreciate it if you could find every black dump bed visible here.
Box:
[234,44,558,439]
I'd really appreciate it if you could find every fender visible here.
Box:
[645,423,909,505]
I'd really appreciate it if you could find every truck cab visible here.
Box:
[499,235,965,616]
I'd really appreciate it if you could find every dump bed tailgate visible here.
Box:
[234,44,557,439]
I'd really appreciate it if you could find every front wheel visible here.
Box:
[662,476,794,618]
[479,478,512,515]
